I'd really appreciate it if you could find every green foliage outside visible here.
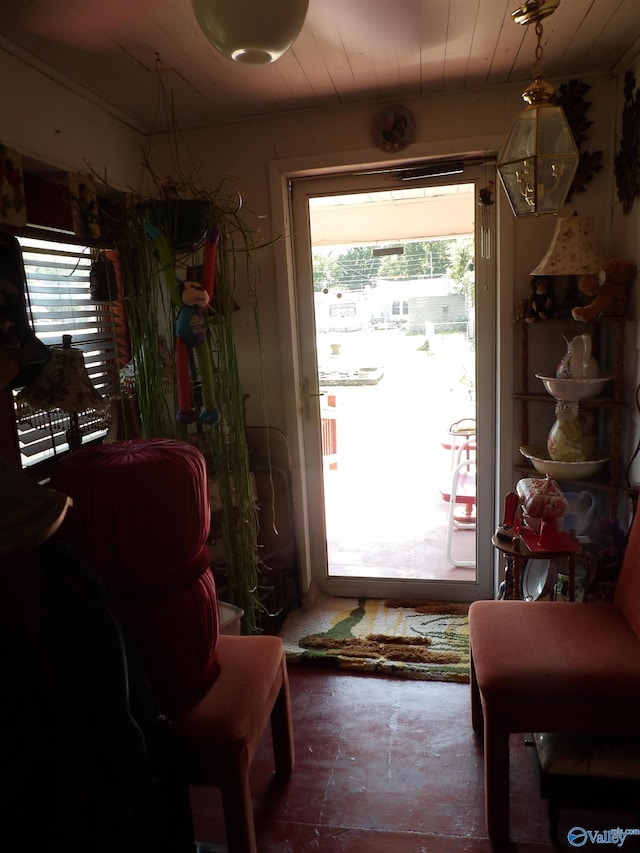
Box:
[313,237,474,299]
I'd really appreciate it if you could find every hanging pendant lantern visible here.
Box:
[192,0,309,64]
[497,1,579,217]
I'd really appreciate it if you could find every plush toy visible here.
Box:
[526,276,556,322]
[572,257,637,322]
[145,223,220,425]
[176,280,209,348]
[174,277,219,425]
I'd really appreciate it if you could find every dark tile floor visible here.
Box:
[190,666,640,852]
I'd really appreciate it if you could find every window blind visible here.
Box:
[13,235,120,469]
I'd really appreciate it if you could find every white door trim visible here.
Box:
[269,158,498,603]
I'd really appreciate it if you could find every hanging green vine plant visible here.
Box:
[121,183,274,634]
[109,62,275,633]
[116,203,179,440]
[205,208,262,634]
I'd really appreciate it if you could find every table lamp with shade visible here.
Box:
[529,213,606,318]
[17,335,106,451]
[531,214,606,279]
[0,455,72,557]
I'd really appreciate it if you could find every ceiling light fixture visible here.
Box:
[192,0,309,64]
[497,0,579,217]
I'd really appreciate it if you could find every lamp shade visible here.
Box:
[497,80,579,217]
[17,339,105,414]
[192,0,309,64]
[0,456,71,556]
[531,215,605,276]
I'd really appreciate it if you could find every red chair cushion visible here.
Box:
[614,502,640,639]
[51,438,220,716]
[125,567,221,716]
[51,439,210,589]
[175,635,285,757]
[469,600,640,732]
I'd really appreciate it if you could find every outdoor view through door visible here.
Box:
[309,183,477,583]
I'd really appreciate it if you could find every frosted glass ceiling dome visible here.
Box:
[192,0,309,64]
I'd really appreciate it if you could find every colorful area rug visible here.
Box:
[279,594,470,683]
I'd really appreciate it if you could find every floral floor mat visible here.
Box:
[279,594,470,683]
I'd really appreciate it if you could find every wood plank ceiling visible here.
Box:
[0,0,638,132]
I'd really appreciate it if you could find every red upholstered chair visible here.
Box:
[468,507,640,841]
[174,634,294,853]
[51,439,295,852]
[51,439,221,716]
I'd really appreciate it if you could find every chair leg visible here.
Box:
[271,669,295,778]
[484,720,510,841]
[220,760,257,853]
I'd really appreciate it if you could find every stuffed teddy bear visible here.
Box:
[572,258,636,322]
[526,276,556,322]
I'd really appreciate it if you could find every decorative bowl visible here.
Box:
[519,445,610,480]
[535,375,613,401]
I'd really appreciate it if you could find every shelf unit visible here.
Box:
[513,316,627,512]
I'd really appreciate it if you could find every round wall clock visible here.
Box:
[372,104,416,153]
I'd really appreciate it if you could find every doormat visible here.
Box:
[279,594,470,683]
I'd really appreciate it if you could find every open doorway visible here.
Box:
[311,217,477,582]
[290,165,496,601]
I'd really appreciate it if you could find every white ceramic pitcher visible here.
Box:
[556,333,599,380]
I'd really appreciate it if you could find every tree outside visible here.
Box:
[313,236,474,296]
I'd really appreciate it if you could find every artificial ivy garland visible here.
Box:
[614,68,640,215]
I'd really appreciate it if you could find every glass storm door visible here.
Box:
[290,164,496,601]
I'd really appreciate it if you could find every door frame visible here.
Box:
[269,157,500,603]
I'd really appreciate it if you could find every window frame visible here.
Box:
[11,229,122,476]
